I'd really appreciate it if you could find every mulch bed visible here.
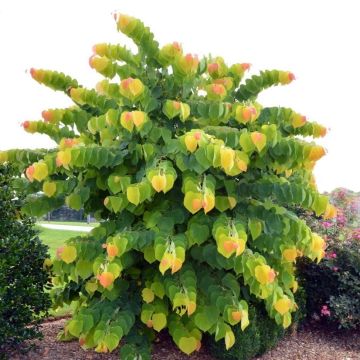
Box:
[9,319,360,360]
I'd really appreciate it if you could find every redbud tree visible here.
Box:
[0,14,337,357]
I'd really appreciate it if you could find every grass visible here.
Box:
[36,225,86,257]
[36,225,88,317]
[38,220,98,227]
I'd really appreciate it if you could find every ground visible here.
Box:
[36,223,89,256]
[10,318,360,360]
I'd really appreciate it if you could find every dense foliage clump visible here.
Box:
[0,14,335,357]
[0,165,50,357]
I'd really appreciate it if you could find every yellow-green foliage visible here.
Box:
[0,14,336,358]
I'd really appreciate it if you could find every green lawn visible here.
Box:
[38,220,98,227]
[36,225,87,317]
[36,225,86,257]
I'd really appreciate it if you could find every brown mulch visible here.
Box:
[255,322,360,360]
[9,319,360,360]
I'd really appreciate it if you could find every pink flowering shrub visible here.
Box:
[298,188,360,329]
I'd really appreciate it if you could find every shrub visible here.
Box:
[0,164,51,356]
[207,288,306,360]
[207,304,281,360]
[299,240,360,329]
[0,14,333,357]
[297,190,360,330]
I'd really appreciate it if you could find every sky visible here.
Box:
[0,0,359,192]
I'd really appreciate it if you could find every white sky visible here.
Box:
[0,0,359,192]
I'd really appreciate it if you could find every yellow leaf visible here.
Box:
[151,174,167,192]
[32,162,49,182]
[184,191,203,214]
[43,181,57,197]
[235,158,247,172]
[119,77,144,100]
[132,111,146,128]
[235,238,246,256]
[43,258,52,270]
[159,252,172,275]
[180,103,190,121]
[274,297,292,315]
[291,113,307,128]
[220,147,235,170]
[311,233,325,252]
[117,14,137,34]
[129,78,144,97]
[164,174,175,193]
[203,193,215,214]
[283,312,292,328]
[250,132,267,152]
[171,257,183,274]
[308,145,325,161]
[278,71,295,85]
[60,245,77,264]
[228,197,237,209]
[89,55,110,71]
[120,111,134,132]
[235,105,257,124]
[127,185,140,205]
[241,309,250,331]
[282,248,297,262]
[142,288,155,303]
[323,204,337,219]
[254,264,276,285]
[222,236,238,256]
[56,149,72,168]
[187,300,197,316]
[291,280,299,293]
[95,341,108,353]
[225,329,235,350]
[0,151,8,164]
[285,169,292,178]
[184,133,199,153]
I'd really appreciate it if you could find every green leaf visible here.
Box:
[194,306,219,332]
[151,282,165,298]
[80,314,94,332]
[108,262,122,278]
[313,194,328,216]
[178,336,198,355]
[104,333,120,352]
[127,185,140,205]
[67,319,83,337]
[75,259,93,279]
[239,132,255,153]
[152,313,167,332]
[66,193,82,211]
[142,288,155,303]
[22,195,64,217]
[248,219,262,240]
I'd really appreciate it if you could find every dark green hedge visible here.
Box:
[0,164,51,357]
